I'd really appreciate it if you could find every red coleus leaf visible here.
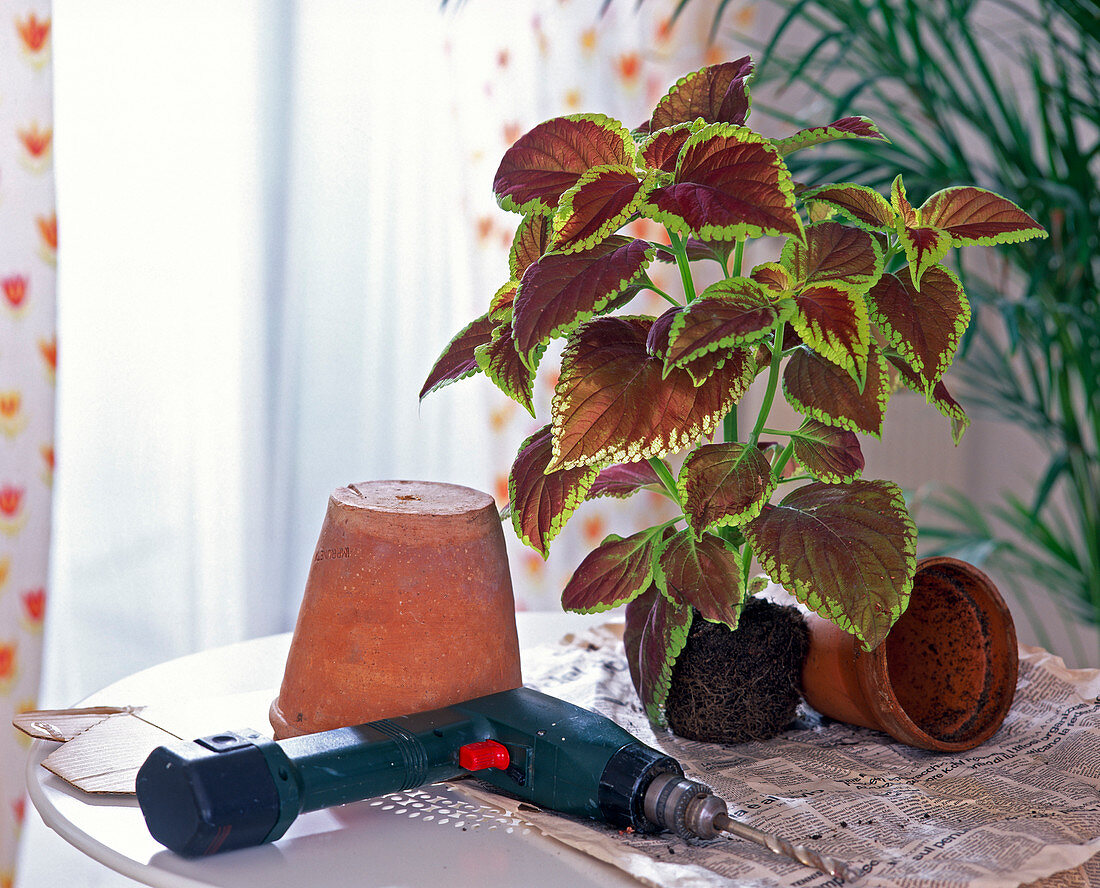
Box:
[655,529,744,628]
[561,525,669,613]
[891,175,919,227]
[649,304,756,387]
[550,165,652,253]
[649,57,754,130]
[642,123,803,242]
[677,442,777,536]
[783,343,891,438]
[475,321,544,415]
[493,113,635,216]
[919,186,1046,246]
[420,313,496,400]
[665,277,792,372]
[772,116,887,156]
[489,280,518,321]
[513,235,654,363]
[653,237,736,267]
[790,417,865,483]
[636,589,693,725]
[508,426,601,557]
[801,183,894,231]
[744,480,916,650]
[639,122,697,173]
[750,261,794,292]
[788,283,871,383]
[782,221,884,290]
[549,316,752,471]
[897,225,951,291]
[890,356,970,444]
[867,265,970,391]
[509,215,552,279]
[587,460,663,500]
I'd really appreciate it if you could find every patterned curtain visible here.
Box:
[0,3,55,885]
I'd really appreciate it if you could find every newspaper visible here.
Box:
[458,623,1100,888]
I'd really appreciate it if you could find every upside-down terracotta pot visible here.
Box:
[801,556,1018,751]
[270,480,522,739]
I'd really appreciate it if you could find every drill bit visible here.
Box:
[714,812,863,884]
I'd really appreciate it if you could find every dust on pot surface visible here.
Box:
[802,557,1018,751]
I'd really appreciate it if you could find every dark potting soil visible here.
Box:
[665,597,810,745]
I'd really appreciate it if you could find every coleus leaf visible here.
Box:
[493,114,635,216]
[781,221,884,290]
[772,116,887,156]
[788,283,871,384]
[790,417,865,483]
[549,316,752,471]
[783,343,891,438]
[800,183,894,232]
[475,320,544,415]
[639,122,697,174]
[744,480,917,650]
[512,235,654,363]
[649,57,754,130]
[509,215,552,280]
[648,304,756,389]
[678,442,777,536]
[550,165,653,253]
[750,261,794,292]
[890,356,970,444]
[419,313,496,400]
[586,460,663,500]
[653,237,736,267]
[489,280,517,321]
[664,277,792,371]
[918,186,1046,246]
[642,123,804,243]
[896,225,951,292]
[866,265,970,391]
[655,529,744,627]
[561,524,669,613]
[637,590,693,726]
[508,425,601,557]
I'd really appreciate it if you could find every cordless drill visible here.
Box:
[135,686,859,881]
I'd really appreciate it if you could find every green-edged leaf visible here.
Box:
[744,480,916,649]
[639,122,697,174]
[773,116,887,156]
[493,114,635,215]
[550,165,651,253]
[648,304,755,388]
[655,529,744,627]
[665,277,790,371]
[783,343,891,438]
[782,221,884,289]
[801,183,894,231]
[489,280,517,321]
[475,321,543,415]
[549,316,750,471]
[649,57,754,130]
[919,186,1046,246]
[587,460,663,500]
[867,265,970,391]
[637,592,693,725]
[419,313,496,400]
[891,175,918,227]
[788,283,871,382]
[513,235,654,362]
[509,425,601,557]
[642,123,803,242]
[750,261,794,292]
[790,417,865,483]
[890,357,970,444]
[678,442,776,535]
[897,224,951,291]
[653,236,736,266]
[509,215,552,279]
[561,525,668,613]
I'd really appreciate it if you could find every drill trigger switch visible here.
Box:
[458,739,510,772]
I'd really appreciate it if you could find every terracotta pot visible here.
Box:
[270,480,522,739]
[801,556,1018,751]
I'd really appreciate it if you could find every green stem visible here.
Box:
[721,238,746,445]
[644,281,681,307]
[731,238,746,277]
[740,543,755,593]
[748,323,786,450]
[667,231,697,303]
[648,456,682,507]
[772,440,797,482]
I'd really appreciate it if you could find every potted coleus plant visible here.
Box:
[421,58,1045,737]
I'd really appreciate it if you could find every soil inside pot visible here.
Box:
[665,597,810,744]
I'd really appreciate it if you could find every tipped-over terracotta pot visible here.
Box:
[270,480,522,739]
[801,556,1018,751]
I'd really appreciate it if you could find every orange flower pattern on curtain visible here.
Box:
[446,0,753,610]
[1,4,55,884]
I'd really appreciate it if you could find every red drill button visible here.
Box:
[458,739,510,771]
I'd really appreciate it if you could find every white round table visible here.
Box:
[26,612,643,888]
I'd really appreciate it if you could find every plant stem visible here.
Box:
[748,323,787,451]
[772,440,796,480]
[722,238,746,445]
[667,230,697,303]
[648,456,682,507]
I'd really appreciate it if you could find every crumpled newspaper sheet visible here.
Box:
[459,622,1100,888]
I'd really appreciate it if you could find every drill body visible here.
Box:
[136,686,682,857]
